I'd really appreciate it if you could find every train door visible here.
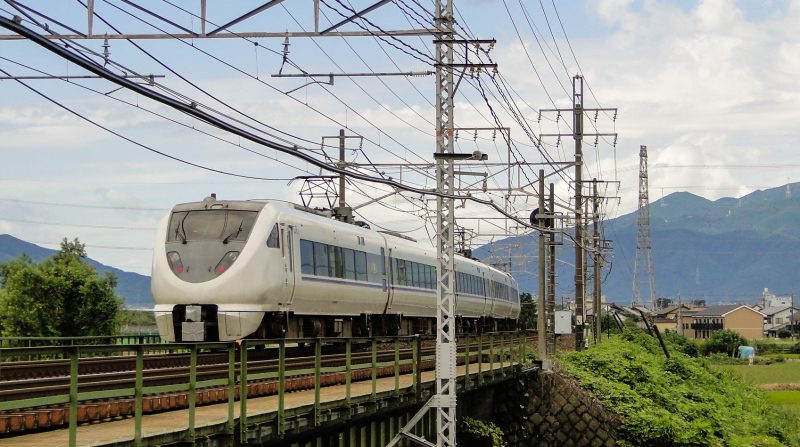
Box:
[383,247,393,310]
[480,272,488,314]
[281,224,297,304]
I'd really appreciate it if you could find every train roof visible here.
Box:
[173,196,516,283]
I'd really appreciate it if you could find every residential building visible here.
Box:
[687,305,764,341]
[761,306,799,337]
[652,304,692,334]
[759,288,793,309]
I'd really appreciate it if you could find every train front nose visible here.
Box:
[157,206,259,342]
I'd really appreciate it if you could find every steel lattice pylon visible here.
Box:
[632,145,656,309]
[386,1,456,446]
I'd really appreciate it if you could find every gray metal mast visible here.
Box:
[433,0,457,444]
[632,145,656,309]
[573,75,586,350]
[386,0,457,445]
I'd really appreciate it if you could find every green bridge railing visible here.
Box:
[0,332,530,447]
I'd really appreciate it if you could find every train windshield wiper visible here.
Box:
[222,220,244,244]
[176,212,189,244]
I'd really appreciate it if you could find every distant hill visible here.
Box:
[475,183,800,305]
[0,234,153,308]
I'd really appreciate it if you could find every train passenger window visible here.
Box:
[409,262,417,288]
[300,239,314,274]
[426,265,434,289]
[313,242,329,276]
[328,246,344,278]
[423,265,433,289]
[397,260,407,286]
[415,263,423,288]
[342,248,356,280]
[267,224,280,248]
[355,251,368,281]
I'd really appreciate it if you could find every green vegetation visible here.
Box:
[518,293,536,330]
[714,363,800,386]
[0,238,122,337]
[559,329,799,447]
[117,309,157,334]
[702,329,749,356]
[458,417,506,447]
[765,391,800,423]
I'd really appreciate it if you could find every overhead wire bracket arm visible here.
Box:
[206,0,286,36]
[319,0,393,34]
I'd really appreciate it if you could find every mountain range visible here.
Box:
[475,183,800,305]
[0,234,153,308]
[3,183,800,307]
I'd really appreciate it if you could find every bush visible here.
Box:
[458,417,506,447]
[559,331,798,447]
[662,330,701,357]
[777,329,792,339]
[703,330,749,356]
[756,340,782,354]
[792,342,800,354]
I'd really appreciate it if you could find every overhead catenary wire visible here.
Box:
[69,0,439,187]
[0,56,319,179]
[0,67,301,182]
[0,15,557,234]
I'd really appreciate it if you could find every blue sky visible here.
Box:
[1,0,799,278]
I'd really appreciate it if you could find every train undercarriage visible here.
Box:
[258,311,518,339]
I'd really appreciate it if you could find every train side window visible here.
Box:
[355,251,368,281]
[397,260,407,286]
[300,239,314,274]
[424,265,433,289]
[267,224,280,248]
[343,248,356,280]
[328,246,344,278]
[313,242,329,276]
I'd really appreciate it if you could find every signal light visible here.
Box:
[215,251,239,275]
[167,251,183,275]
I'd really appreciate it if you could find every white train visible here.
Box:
[152,195,520,342]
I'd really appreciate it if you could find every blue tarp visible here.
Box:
[738,345,755,358]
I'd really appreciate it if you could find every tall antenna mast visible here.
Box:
[632,145,656,309]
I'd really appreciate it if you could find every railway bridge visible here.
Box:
[0,332,533,447]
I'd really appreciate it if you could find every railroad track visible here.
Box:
[0,336,531,436]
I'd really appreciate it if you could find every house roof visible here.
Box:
[692,304,765,317]
[761,306,798,316]
[654,304,690,317]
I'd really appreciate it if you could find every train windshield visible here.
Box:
[167,210,258,243]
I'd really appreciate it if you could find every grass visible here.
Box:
[763,353,800,359]
[714,362,800,385]
[766,391,800,406]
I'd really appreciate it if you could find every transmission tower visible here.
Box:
[632,145,656,309]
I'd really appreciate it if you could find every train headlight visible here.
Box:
[167,251,184,274]
[215,251,240,274]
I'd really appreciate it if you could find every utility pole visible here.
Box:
[572,76,586,350]
[433,1,457,444]
[537,79,617,351]
[632,145,656,309]
[592,179,602,344]
[335,129,354,223]
[547,183,557,355]
[538,170,547,359]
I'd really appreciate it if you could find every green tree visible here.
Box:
[0,238,122,337]
[703,329,748,356]
[518,292,537,330]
